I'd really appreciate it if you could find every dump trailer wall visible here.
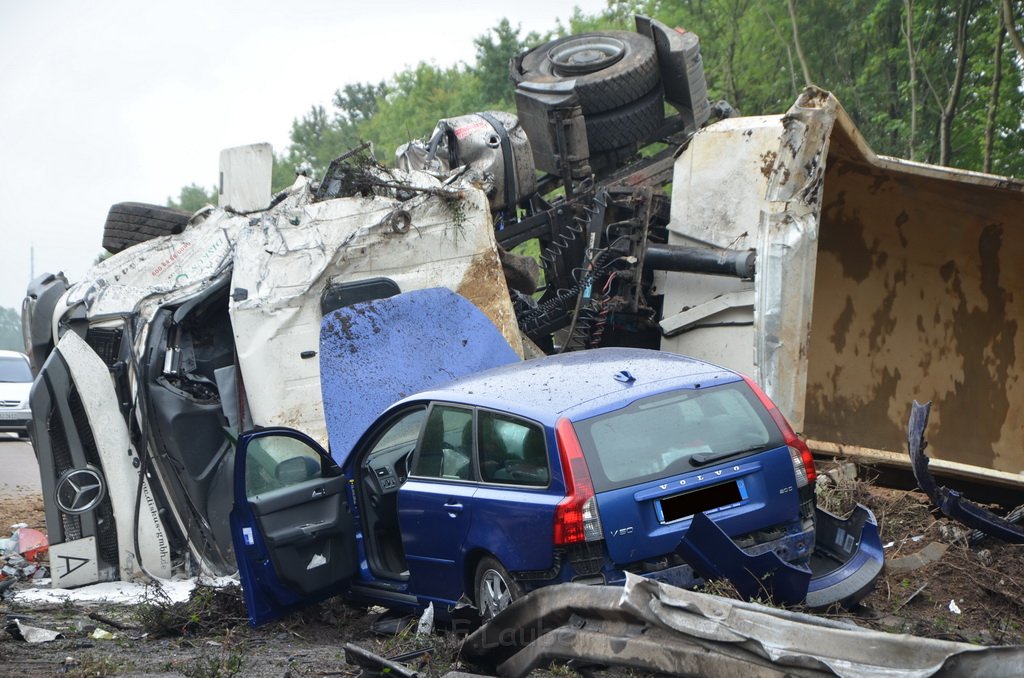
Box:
[805,121,1024,474]
[661,88,1024,479]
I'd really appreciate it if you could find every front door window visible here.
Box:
[244,435,325,498]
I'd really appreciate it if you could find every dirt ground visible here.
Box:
[2,472,1023,677]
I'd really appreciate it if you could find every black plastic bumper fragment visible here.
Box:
[908,400,1024,544]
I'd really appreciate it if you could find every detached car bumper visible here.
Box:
[675,504,884,609]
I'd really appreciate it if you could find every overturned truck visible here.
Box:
[22,16,1023,609]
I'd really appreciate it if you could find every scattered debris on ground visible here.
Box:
[1,467,1022,676]
[0,497,49,590]
[816,463,1024,647]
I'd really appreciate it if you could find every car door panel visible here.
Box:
[399,479,477,603]
[231,428,357,625]
[247,476,355,596]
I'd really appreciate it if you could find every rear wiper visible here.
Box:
[689,446,764,467]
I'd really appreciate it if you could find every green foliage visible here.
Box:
[182,651,246,678]
[361,62,486,163]
[0,306,23,351]
[283,104,362,175]
[333,81,389,123]
[473,19,541,108]
[167,183,217,212]
[567,1,636,32]
[170,2,1024,200]
[639,0,1024,176]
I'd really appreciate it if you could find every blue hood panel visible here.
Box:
[319,288,520,465]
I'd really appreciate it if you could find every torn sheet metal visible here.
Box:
[754,89,833,432]
[230,168,522,445]
[462,575,1024,678]
[60,206,241,322]
[395,110,537,212]
[908,401,1024,543]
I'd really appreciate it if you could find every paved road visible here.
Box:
[0,434,41,495]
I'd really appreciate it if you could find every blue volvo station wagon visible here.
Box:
[230,289,883,624]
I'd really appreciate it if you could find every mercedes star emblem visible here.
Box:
[55,467,106,514]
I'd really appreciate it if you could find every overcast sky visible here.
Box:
[0,0,608,311]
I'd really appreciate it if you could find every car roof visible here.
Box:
[0,350,29,362]
[407,347,741,424]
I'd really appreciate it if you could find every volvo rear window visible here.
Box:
[572,381,784,492]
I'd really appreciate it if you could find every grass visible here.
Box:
[60,653,126,677]
[181,651,247,678]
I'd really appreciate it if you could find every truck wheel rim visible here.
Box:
[549,37,626,76]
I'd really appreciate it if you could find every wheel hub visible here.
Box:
[549,37,626,76]
[479,568,512,617]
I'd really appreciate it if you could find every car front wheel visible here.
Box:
[474,556,522,621]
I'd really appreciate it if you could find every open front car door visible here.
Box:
[230,428,357,625]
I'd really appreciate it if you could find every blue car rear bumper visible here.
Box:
[672,504,884,608]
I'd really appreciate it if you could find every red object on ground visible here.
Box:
[16,527,48,562]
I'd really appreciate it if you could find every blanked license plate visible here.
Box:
[0,410,23,420]
[657,479,747,523]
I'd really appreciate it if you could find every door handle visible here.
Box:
[444,501,464,516]
[311,486,327,498]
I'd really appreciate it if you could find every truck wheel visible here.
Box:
[585,86,665,152]
[102,202,192,254]
[474,556,522,621]
[514,31,659,115]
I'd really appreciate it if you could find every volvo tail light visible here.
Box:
[742,376,817,486]
[553,418,604,545]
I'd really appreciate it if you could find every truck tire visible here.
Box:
[513,31,659,115]
[585,86,665,152]
[102,202,192,254]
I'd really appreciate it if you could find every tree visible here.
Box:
[934,0,974,167]
[984,15,1007,173]
[166,1,1024,204]
[167,183,217,212]
[333,82,388,123]
[473,19,536,108]
[787,0,813,87]
[0,307,22,352]
[1004,0,1024,66]
[283,105,360,176]
[359,62,487,160]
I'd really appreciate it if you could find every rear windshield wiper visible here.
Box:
[689,445,765,467]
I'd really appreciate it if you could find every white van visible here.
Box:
[0,350,32,438]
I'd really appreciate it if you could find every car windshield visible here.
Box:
[0,356,32,383]
[572,380,784,492]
